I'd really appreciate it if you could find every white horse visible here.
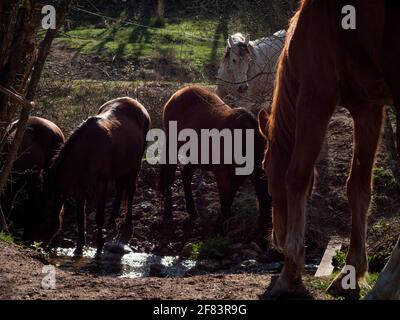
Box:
[365,237,400,299]
[216,30,286,112]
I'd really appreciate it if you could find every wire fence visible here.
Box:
[58,5,233,85]
[72,6,226,44]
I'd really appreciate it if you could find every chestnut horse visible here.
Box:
[160,85,271,235]
[2,116,64,241]
[37,97,150,255]
[263,0,400,297]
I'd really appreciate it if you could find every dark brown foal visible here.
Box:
[160,85,271,235]
[2,116,64,241]
[39,97,150,255]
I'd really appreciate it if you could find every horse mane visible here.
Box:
[267,1,305,156]
[49,117,99,174]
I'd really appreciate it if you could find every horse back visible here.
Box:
[163,85,233,132]
[98,97,150,135]
[10,116,64,174]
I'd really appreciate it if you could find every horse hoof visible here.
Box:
[327,274,360,299]
[264,277,308,300]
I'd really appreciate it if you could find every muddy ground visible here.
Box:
[0,241,332,300]
[1,43,399,300]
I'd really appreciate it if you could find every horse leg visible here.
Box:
[328,104,383,297]
[95,181,107,256]
[74,196,86,256]
[118,175,136,243]
[182,164,197,216]
[214,169,242,235]
[160,164,177,222]
[270,93,335,297]
[250,168,272,237]
[107,178,124,230]
[23,175,41,242]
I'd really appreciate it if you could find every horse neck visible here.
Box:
[269,63,297,161]
[47,141,78,194]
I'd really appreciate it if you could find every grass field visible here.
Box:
[58,16,231,77]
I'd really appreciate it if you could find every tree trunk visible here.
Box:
[0,0,73,231]
[156,0,165,18]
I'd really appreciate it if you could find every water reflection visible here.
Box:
[50,246,196,278]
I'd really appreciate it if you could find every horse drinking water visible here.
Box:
[160,85,272,235]
[1,116,64,241]
[38,97,150,256]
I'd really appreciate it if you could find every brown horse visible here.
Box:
[37,97,150,256]
[160,85,271,235]
[2,116,64,241]
[263,0,400,297]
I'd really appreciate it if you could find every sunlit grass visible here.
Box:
[57,18,228,70]
[0,231,14,244]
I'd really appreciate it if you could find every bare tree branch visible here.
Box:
[0,85,34,108]
[0,0,73,199]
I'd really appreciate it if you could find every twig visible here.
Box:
[0,206,9,233]
[0,85,35,108]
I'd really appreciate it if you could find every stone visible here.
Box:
[181,243,194,258]
[220,259,234,268]
[149,263,164,277]
[60,238,75,248]
[104,241,132,254]
[197,259,220,272]
[240,259,258,269]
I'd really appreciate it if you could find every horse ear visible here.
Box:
[244,36,250,45]
[228,35,234,48]
[258,108,270,138]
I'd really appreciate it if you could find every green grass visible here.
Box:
[0,231,14,243]
[58,18,229,71]
[360,273,379,299]
[306,272,379,300]
[332,250,347,271]
[373,166,397,189]
[190,236,232,261]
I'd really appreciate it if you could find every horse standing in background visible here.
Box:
[37,97,150,256]
[216,30,286,113]
[263,0,400,298]
[366,236,400,300]
[1,116,64,241]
